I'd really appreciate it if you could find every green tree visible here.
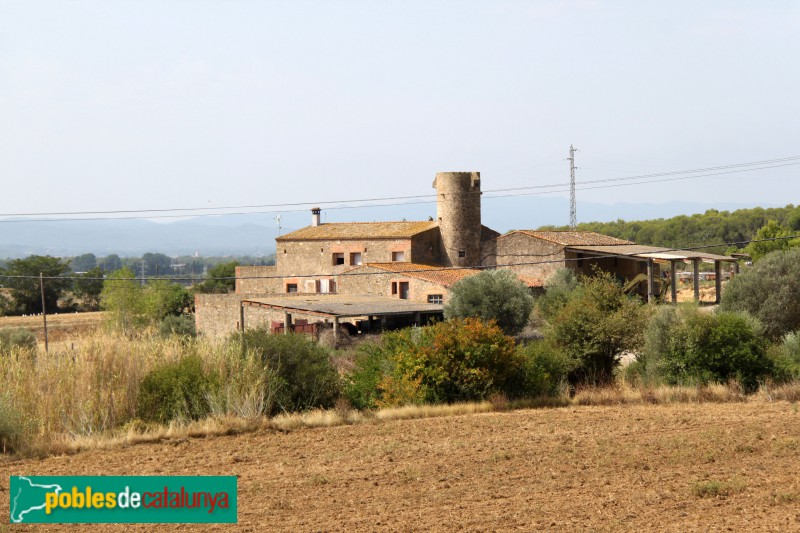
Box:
[100,267,145,329]
[142,253,172,276]
[444,269,534,335]
[192,261,239,294]
[744,220,800,262]
[720,247,800,340]
[142,279,192,320]
[0,255,71,315]
[70,253,97,273]
[536,268,579,321]
[547,271,649,385]
[98,254,122,273]
[72,267,104,311]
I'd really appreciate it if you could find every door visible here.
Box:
[399,282,410,300]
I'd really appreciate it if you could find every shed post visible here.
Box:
[380,316,387,332]
[332,317,339,349]
[284,312,292,335]
[414,312,421,327]
[670,260,678,304]
[239,301,245,332]
[646,258,655,304]
[692,259,701,302]
[714,261,722,304]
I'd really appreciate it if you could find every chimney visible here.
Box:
[311,207,321,227]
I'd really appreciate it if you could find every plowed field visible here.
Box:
[2,402,799,531]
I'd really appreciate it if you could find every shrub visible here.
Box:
[536,268,579,321]
[239,330,339,414]
[547,271,649,385]
[769,331,800,382]
[720,247,800,340]
[445,269,534,336]
[515,339,574,397]
[343,342,391,410]
[0,328,37,354]
[159,315,197,339]
[372,318,522,406]
[658,310,771,392]
[137,355,218,423]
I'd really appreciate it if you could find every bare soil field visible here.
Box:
[0,311,104,345]
[2,401,799,531]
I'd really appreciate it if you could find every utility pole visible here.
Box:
[39,272,49,353]
[568,144,578,229]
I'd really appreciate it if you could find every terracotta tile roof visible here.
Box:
[277,221,438,241]
[511,230,633,246]
[362,262,482,287]
[516,274,545,288]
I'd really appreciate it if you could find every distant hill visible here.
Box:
[0,197,787,258]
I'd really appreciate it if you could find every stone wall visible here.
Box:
[484,233,566,281]
[195,293,266,339]
[235,266,282,294]
[338,266,451,304]
[434,172,482,268]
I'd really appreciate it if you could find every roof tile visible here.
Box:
[512,230,633,246]
[277,221,438,241]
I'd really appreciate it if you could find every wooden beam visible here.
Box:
[646,258,655,304]
[714,261,722,304]
[693,259,701,302]
[670,260,678,304]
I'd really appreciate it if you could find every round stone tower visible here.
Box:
[433,171,482,267]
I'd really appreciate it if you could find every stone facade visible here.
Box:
[483,232,566,281]
[338,266,452,304]
[235,266,282,294]
[434,172,482,268]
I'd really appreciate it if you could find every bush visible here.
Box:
[445,269,534,336]
[515,340,574,397]
[137,355,218,423]
[769,331,800,382]
[536,268,579,321]
[0,328,37,354]
[239,330,339,414]
[547,271,649,386]
[720,247,800,340]
[159,315,197,339]
[371,318,522,406]
[658,310,771,392]
[343,342,391,410]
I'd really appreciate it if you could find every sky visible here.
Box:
[1,1,799,227]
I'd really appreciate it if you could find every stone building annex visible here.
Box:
[195,171,735,339]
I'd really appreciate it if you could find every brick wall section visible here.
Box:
[235,266,282,294]
[338,265,451,304]
[484,233,566,281]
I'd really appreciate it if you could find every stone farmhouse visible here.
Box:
[195,171,735,339]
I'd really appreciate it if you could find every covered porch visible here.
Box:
[565,244,738,304]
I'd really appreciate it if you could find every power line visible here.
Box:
[1,234,796,283]
[0,156,797,223]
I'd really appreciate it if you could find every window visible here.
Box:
[350,252,362,266]
[398,281,410,300]
[458,250,466,258]
[392,251,405,262]
[320,279,335,293]
[391,282,397,295]
[332,253,345,265]
[304,280,318,293]
[286,283,298,293]
[427,294,443,304]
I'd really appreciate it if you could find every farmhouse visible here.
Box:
[195,171,736,339]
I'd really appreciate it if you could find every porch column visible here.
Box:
[670,260,678,304]
[646,258,655,304]
[692,259,701,302]
[332,317,339,349]
[714,261,722,304]
[284,312,292,335]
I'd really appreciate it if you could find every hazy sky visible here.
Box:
[1,1,798,223]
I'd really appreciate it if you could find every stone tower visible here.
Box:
[433,171,482,267]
